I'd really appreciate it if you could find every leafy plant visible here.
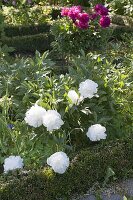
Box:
[51,6,112,59]
[0,50,107,167]
[68,49,133,138]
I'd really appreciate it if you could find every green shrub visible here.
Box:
[51,14,112,58]
[0,138,133,200]
[112,24,133,40]
[4,23,50,37]
[1,24,132,54]
[1,33,54,53]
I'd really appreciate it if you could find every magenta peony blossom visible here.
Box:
[61,7,70,17]
[99,16,111,28]
[68,6,82,21]
[94,4,104,12]
[98,7,108,16]
[75,20,89,29]
[77,13,89,23]
[94,4,108,16]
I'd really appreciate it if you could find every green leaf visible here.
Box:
[103,167,115,186]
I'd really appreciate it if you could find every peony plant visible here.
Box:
[0,42,132,174]
[51,4,112,58]
[1,50,121,174]
[23,77,107,174]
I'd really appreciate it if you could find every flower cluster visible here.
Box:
[61,6,89,29]
[94,4,111,28]
[68,79,98,105]
[61,4,111,29]
[3,77,107,175]
[25,105,64,132]
[4,79,107,174]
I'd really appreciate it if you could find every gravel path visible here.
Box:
[74,179,133,200]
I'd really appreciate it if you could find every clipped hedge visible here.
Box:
[1,33,54,53]
[111,24,133,40]
[0,138,133,200]
[4,23,50,37]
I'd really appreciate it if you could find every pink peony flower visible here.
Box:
[77,13,89,23]
[75,20,89,29]
[94,4,108,16]
[72,6,82,12]
[68,6,82,21]
[99,16,111,28]
[61,7,70,17]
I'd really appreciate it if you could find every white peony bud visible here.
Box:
[4,156,24,173]
[42,110,64,132]
[86,124,107,141]
[68,90,79,104]
[25,104,46,128]
[47,152,69,174]
[79,79,98,99]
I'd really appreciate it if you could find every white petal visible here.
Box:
[86,124,107,141]
[25,104,46,127]
[47,152,69,174]
[79,79,98,99]
[43,110,64,132]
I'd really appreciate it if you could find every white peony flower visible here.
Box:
[47,152,69,174]
[68,90,79,104]
[42,110,64,132]
[79,79,98,99]
[4,156,24,173]
[25,104,46,128]
[86,124,107,141]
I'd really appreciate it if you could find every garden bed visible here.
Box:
[0,3,133,200]
[0,138,133,200]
